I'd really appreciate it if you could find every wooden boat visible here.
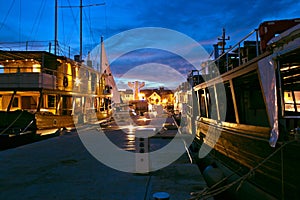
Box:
[185,18,300,199]
[0,40,114,137]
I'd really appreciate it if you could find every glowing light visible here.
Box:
[281,65,300,71]
[32,64,41,72]
[162,98,168,104]
[127,134,135,141]
[128,123,135,133]
[137,117,150,122]
[75,77,81,86]
[138,93,145,100]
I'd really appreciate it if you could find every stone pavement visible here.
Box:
[0,129,210,200]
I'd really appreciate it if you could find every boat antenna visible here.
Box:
[218,28,230,54]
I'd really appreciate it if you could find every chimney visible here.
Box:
[74,55,80,62]
[87,51,92,67]
[213,44,219,59]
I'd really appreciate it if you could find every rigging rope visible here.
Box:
[0,0,16,31]
[18,0,22,44]
[30,0,46,40]
[64,0,79,48]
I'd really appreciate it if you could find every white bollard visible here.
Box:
[135,128,155,173]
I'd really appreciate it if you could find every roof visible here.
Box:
[141,88,174,98]
[0,50,61,61]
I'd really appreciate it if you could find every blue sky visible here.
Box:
[0,0,299,89]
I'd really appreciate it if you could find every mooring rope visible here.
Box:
[189,140,296,200]
[0,111,24,135]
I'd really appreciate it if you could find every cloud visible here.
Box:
[109,48,195,77]
[116,63,186,90]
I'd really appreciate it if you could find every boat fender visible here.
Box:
[203,164,225,187]
[198,157,214,172]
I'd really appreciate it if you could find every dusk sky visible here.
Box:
[0,0,299,89]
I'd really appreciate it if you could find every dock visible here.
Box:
[0,128,211,200]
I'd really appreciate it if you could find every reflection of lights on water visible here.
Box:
[137,117,151,122]
[125,123,136,150]
[127,134,135,142]
[128,123,135,133]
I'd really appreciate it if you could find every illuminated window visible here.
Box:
[296,91,300,111]
[279,52,300,114]
[284,91,300,112]
[32,64,41,72]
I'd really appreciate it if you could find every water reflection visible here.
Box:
[124,123,136,151]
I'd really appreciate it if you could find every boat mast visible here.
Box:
[58,1,105,61]
[80,0,83,61]
[54,0,58,55]
[218,28,230,54]
[79,1,105,62]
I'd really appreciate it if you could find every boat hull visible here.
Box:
[195,119,300,199]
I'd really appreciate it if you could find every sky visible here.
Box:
[0,0,299,89]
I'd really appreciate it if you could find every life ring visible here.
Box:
[63,76,68,87]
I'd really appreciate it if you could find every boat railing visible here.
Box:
[197,29,261,80]
[0,65,102,94]
[0,66,57,90]
[216,29,260,67]
[0,41,76,59]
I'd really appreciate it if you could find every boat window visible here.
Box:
[74,97,82,113]
[0,95,11,110]
[224,82,236,123]
[296,91,300,111]
[215,83,226,121]
[233,71,269,127]
[283,91,300,113]
[85,97,93,113]
[186,92,192,116]
[62,96,72,115]
[207,86,218,120]
[192,90,199,117]
[48,95,56,108]
[21,96,37,110]
[91,73,97,91]
[198,89,207,118]
[12,98,19,108]
[279,51,300,115]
